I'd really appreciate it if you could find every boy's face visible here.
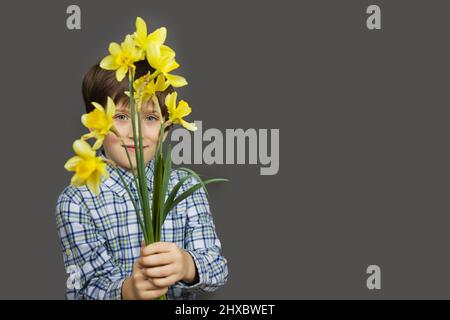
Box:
[103,99,167,172]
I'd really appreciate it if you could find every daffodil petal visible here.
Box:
[161,45,175,57]
[146,42,160,68]
[109,42,121,55]
[164,59,180,73]
[116,66,128,82]
[122,35,134,52]
[81,114,89,128]
[165,92,177,114]
[155,74,169,91]
[73,139,96,159]
[91,102,105,112]
[81,132,95,141]
[71,174,86,187]
[149,27,167,46]
[165,74,188,87]
[86,171,101,195]
[92,137,105,150]
[180,119,197,131]
[177,100,192,117]
[64,156,81,172]
[136,17,147,39]
[100,55,118,70]
[98,162,109,179]
[106,97,116,118]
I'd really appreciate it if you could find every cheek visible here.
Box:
[113,121,130,135]
[144,123,162,143]
[103,133,120,148]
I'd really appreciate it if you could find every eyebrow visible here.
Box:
[115,107,158,114]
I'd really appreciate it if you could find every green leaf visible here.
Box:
[152,148,163,241]
[157,124,165,158]
[178,167,209,196]
[163,178,228,222]
[159,144,172,228]
[162,173,195,220]
[152,124,166,241]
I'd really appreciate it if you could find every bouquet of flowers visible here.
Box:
[63,17,227,300]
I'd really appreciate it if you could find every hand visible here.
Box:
[139,242,197,288]
[121,260,169,300]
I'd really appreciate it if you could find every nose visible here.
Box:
[125,115,144,142]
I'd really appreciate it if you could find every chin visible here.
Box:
[122,161,135,169]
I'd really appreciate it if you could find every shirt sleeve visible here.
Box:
[173,177,229,293]
[55,191,126,300]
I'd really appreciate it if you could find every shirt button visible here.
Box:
[65,249,72,256]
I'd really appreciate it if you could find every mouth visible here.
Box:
[122,145,148,151]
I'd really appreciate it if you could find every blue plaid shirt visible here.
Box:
[55,153,228,300]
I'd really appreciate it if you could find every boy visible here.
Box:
[55,61,229,300]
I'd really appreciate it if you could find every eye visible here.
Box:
[114,114,129,121]
[145,115,159,122]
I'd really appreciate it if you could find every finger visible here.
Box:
[142,264,175,278]
[142,242,176,256]
[139,252,174,268]
[135,259,146,273]
[132,268,145,281]
[151,274,179,288]
[135,279,153,291]
[133,261,144,273]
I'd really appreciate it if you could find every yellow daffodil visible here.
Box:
[100,35,142,82]
[164,92,197,131]
[146,42,187,87]
[81,97,117,150]
[133,73,169,108]
[64,140,109,195]
[133,17,167,59]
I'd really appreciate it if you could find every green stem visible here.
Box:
[137,108,153,244]
[154,125,165,242]
[150,95,166,243]
[129,70,154,244]
[148,70,161,81]
[156,294,167,300]
[153,153,161,242]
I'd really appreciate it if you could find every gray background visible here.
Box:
[0,0,448,299]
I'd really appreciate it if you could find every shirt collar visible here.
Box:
[100,149,156,197]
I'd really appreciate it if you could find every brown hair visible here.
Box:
[82,60,174,131]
